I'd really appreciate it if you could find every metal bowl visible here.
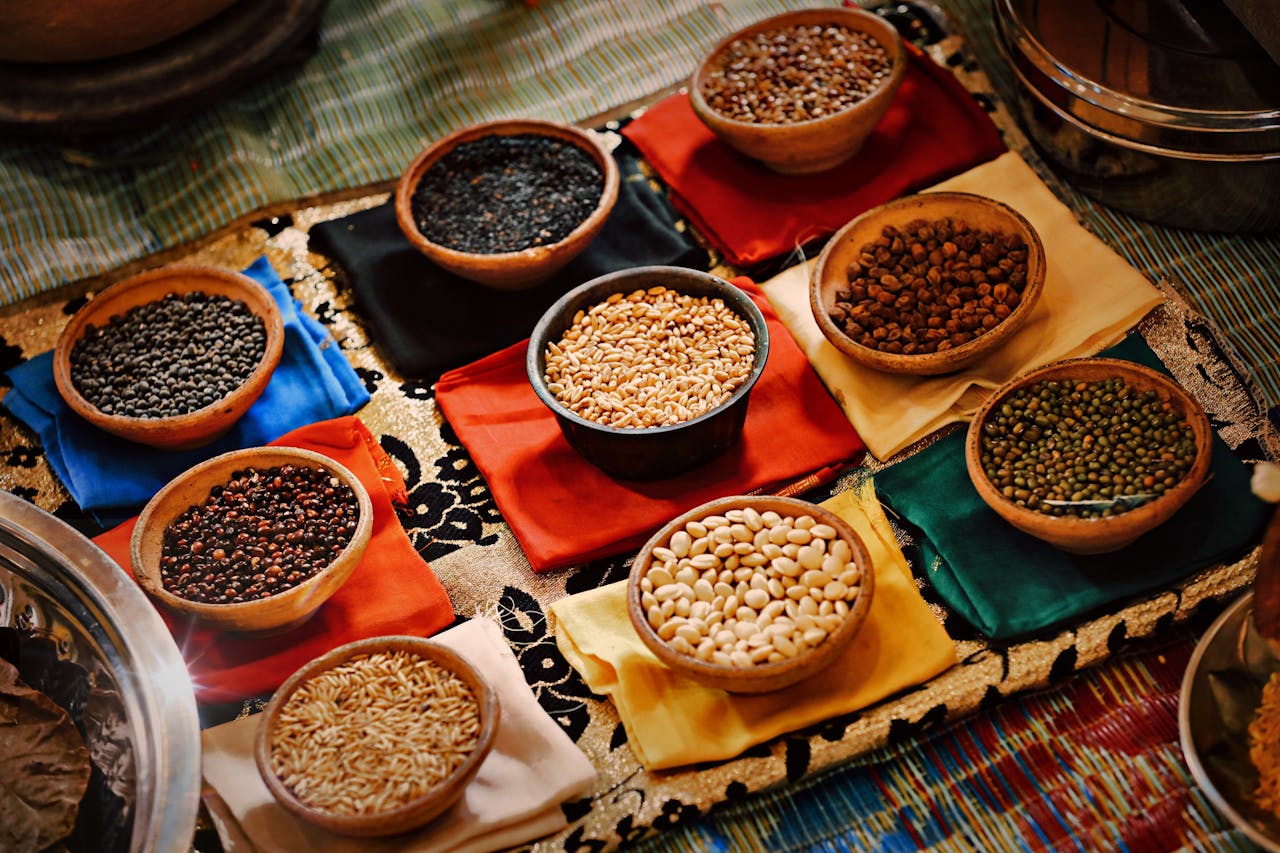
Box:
[0,493,200,852]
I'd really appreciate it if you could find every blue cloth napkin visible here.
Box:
[2,257,369,523]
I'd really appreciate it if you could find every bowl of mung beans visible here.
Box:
[689,7,907,175]
[810,192,1047,375]
[131,446,373,633]
[394,118,620,291]
[628,494,875,693]
[53,265,285,449]
[965,357,1213,554]
[527,265,770,480]
[255,636,499,837]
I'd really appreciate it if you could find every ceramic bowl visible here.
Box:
[394,118,620,290]
[810,191,1046,376]
[130,446,373,633]
[0,0,238,63]
[526,266,770,480]
[53,265,284,450]
[627,494,875,694]
[254,636,500,837]
[689,7,907,175]
[965,358,1213,554]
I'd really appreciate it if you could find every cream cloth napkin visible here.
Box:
[550,482,956,770]
[201,618,596,853]
[760,151,1165,461]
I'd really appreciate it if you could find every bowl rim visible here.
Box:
[252,634,501,835]
[688,5,907,132]
[129,445,374,620]
[525,265,771,436]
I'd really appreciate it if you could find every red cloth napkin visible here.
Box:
[622,43,1006,267]
[435,278,865,572]
[93,416,455,704]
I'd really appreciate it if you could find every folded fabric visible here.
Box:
[309,145,709,382]
[201,618,596,853]
[622,43,1005,269]
[434,278,864,572]
[91,416,455,703]
[2,256,370,523]
[550,482,956,770]
[873,336,1272,639]
[760,151,1165,461]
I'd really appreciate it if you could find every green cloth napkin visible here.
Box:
[874,336,1270,639]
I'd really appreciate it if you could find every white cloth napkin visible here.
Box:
[201,618,596,853]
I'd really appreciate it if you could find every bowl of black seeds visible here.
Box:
[394,118,620,290]
[130,446,374,633]
[53,265,285,449]
[965,357,1213,554]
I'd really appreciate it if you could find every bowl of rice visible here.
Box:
[254,636,499,837]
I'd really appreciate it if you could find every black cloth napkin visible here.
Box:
[310,145,710,382]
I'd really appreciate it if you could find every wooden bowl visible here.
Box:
[689,7,907,175]
[965,358,1213,555]
[627,495,875,693]
[810,192,1046,375]
[394,118,620,290]
[130,446,373,633]
[53,265,284,450]
[526,266,770,481]
[254,636,500,837]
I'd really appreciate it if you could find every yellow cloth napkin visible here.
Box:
[201,619,596,853]
[759,151,1165,461]
[550,483,956,770]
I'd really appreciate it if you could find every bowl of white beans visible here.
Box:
[627,494,875,693]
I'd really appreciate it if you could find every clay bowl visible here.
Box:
[395,118,620,290]
[627,495,875,694]
[0,0,238,63]
[254,636,499,837]
[965,358,1213,555]
[527,266,770,481]
[130,446,373,633]
[689,7,907,175]
[810,192,1046,375]
[53,265,284,450]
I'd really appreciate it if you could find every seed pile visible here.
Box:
[270,650,481,815]
[410,133,603,254]
[544,286,755,428]
[978,377,1197,518]
[638,506,863,668]
[161,464,359,603]
[829,218,1030,355]
[69,292,266,418]
[701,24,891,124]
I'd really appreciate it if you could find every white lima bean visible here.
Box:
[640,508,863,668]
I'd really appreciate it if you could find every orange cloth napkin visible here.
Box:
[92,416,455,704]
[434,278,865,572]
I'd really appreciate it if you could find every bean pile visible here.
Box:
[828,218,1030,355]
[410,134,603,254]
[69,292,266,418]
[701,24,891,124]
[543,286,755,428]
[978,377,1197,518]
[160,464,359,603]
[638,506,863,668]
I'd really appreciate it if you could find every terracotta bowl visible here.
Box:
[394,118,620,291]
[130,446,373,633]
[627,495,875,694]
[689,7,907,175]
[810,192,1046,376]
[0,0,238,63]
[965,358,1213,555]
[254,636,500,837]
[526,266,770,481]
[53,265,284,450]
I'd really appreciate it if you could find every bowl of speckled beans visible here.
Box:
[689,7,908,175]
[394,118,621,290]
